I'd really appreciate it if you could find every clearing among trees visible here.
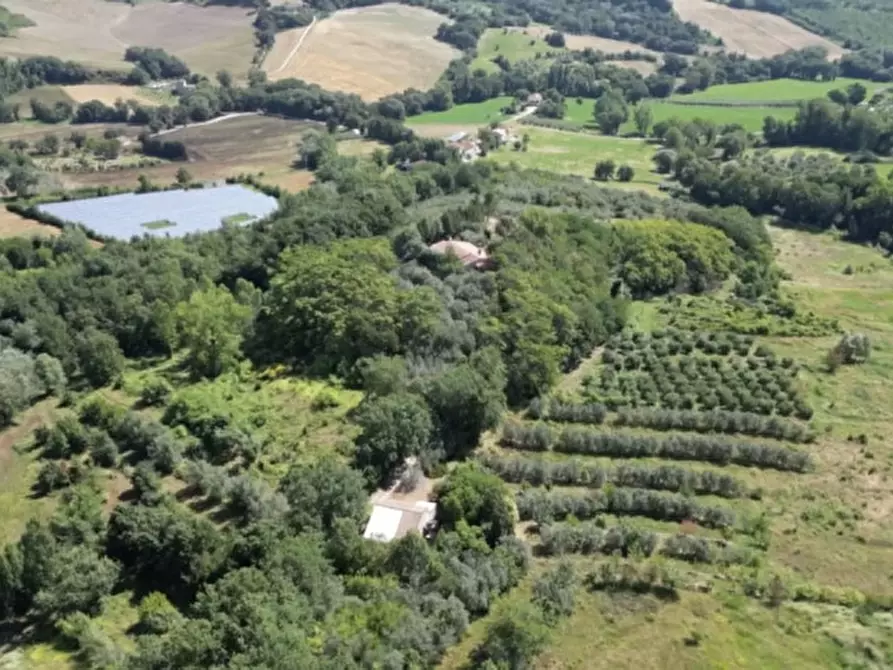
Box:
[61,84,163,107]
[0,0,256,76]
[673,0,847,59]
[262,4,458,100]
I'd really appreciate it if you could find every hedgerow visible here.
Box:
[479,453,748,498]
[500,422,811,472]
[515,487,736,529]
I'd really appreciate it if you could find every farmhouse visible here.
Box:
[363,458,437,543]
[429,239,493,269]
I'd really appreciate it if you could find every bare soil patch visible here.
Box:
[263,4,458,100]
[673,0,846,59]
[0,0,255,76]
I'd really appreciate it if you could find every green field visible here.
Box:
[471,28,561,72]
[490,126,661,191]
[406,97,514,126]
[671,77,883,103]
[562,97,797,133]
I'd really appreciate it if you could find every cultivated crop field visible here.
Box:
[263,4,458,100]
[0,0,256,76]
[673,0,847,59]
[37,185,279,239]
[672,77,881,104]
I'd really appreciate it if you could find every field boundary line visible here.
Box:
[272,16,318,75]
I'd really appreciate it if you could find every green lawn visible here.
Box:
[471,28,561,72]
[406,97,515,126]
[489,126,661,192]
[670,77,882,104]
[564,97,797,133]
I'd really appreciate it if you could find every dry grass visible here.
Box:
[61,84,161,106]
[263,4,458,100]
[673,0,847,59]
[0,209,60,239]
[0,0,256,76]
[61,115,316,191]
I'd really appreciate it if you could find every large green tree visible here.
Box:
[594,90,629,135]
[174,285,252,378]
[260,238,440,372]
[352,392,433,487]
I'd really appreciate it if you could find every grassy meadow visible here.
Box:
[561,98,796,133]
[489,126,661,191]
[406,97,514,126]
[471,28,562,72]
[671,77,882,103]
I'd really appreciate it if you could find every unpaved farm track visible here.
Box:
[268,16,318,75]
[673,0,846,59]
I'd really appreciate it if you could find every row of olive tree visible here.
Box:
[500,422,812,472]
[479,454,747,498]
[540,522,756,565]
[613,407,815,443]
[530,399,814,442]
[515,487,736,529]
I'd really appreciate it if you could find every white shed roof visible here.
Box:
[363,505,404,542]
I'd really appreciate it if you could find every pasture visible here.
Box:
[471,28,563,72]
[62,115,316,191]
[489,127,661,191]
[673,0,847,59]
[0,208,61,239]
[472,26,659,74]
[407,97,514,127]
[36,185,279,239]
[560,97,795,132]
[263,4,457,100]
[0,0,256,77]
[672,77,881,103]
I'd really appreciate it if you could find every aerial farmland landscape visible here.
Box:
[0,0,892,668]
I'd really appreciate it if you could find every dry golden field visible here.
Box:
[263,4,458,100]
[0,0,256,76]
[673,0,847,59]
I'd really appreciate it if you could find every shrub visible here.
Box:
[140,378,173,407]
